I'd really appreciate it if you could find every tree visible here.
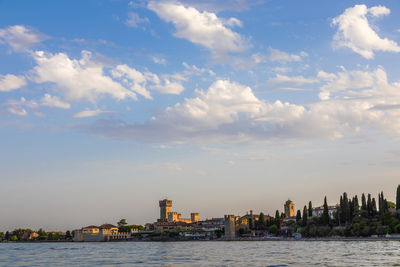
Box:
[258,212,266,230]
[302,206,308,226]
[248,217,254,230]
[118,219,128,227]
[367,194,372,218]
[269,225,278,235]
[296,210,301,223]
[275,210,280,226]
[66,230,72,239]
[397,185,400,211]
[371,198,377,216]
[322,196,330,225]
[308,201,313,217]
[361,193,367,217]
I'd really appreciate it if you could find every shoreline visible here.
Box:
[3,236,400,243]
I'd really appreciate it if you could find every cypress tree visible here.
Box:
[308,201,313,217]
[296,210,302,223]
[275,210,281,227]
[367,194,372,217]
[397,185,400,210]
[361,193,367,217]
[303,205,308,226]
[339,195,344,223]
[371,198,377,217]
[322,196,330,225]
[343,193,350,222]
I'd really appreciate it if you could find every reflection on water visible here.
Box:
[1,241,400,266]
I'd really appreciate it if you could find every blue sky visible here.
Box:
[1,0,400,231]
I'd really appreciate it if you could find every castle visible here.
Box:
[158,199,199,223]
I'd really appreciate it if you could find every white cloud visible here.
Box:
[332,4,400,59]
[6,97,39,116]
[0,74,26,92]
[0,25,47,52]
[126,12,149,28]
[268,74,317,86]
[30,50,137,103]
[317,67,388,100]
[40,94,70,109]
[152,56,167,65]
[268,48,307,63]
[111,64,153,99]
[73,109,112,118]
[85,66,400,142]
[148,1,247,59]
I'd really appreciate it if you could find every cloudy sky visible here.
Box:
[1,0,400,231]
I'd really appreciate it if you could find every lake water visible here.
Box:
[1,241,400,266]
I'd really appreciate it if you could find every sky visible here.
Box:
[1,0,400,231]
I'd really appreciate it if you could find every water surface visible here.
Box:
[1,241,400,266]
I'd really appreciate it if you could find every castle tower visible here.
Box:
[224,215,236,239]
[191,213,199,223]
[159,199,172,222]
[284,199,295,217]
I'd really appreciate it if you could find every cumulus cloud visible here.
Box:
[85,65,400,143]
[73,109,112,118]
[332,5,400,59]
[268,74,317,86]
[268,48,307,63]
[40,94,70,109]
[30,50,137,103]
[0,74,26,92]
[148,1,247,59]
[0,25,47,52]
[6,97,39,116]
[126,12,149,28]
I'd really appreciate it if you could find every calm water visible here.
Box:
[1,241,400,266]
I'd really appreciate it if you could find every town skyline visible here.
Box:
[2,0,400,232]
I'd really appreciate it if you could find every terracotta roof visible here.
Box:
[83,225,99,229]
[100,224,117,229]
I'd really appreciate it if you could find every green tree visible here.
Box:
[275,210,280,226]
[371,198,377,216]
[258,212,266,230]
[361,193,367,218]
[296,210,302,223]
[118,219,128,227]
[66,230,72,239]
[302,205,308,226]
[269,225,278,235]
[367,194,373,218]
[308,201,313,217]
[322,196,330,225]
[248,217,254,230]
[397,185,400,210]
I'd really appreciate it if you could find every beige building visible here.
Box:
[73,223,132,242]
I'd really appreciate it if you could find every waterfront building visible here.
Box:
[73,223,132,242]
[284,200,295,218]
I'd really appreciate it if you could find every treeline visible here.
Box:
[0,229,72,242]
[243,184,400,237]
[117,219,145,232]
[288,185,400,237]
